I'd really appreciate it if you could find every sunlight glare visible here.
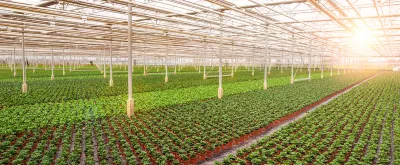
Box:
[352,27,372,46]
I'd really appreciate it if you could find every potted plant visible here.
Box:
[206,144,215,158]
[189,151,197,164]
[180,154,189,165]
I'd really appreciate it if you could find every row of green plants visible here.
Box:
[0,71,366,134]
[216,72,398,165]
[0,71,376,164]
[0,65,285,80]
[0,66,317,108]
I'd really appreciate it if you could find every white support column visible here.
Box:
[263,31,269,90]
[231,42,234,77]
[51,46,54,81]
[290,34,294,84]
[165,57,168,82]
[13,47,16,77]
[218,14,223,99]
[330,58,333,77]
[165,32,169,83]
[126,2,134,117]
[103,49,106,78]
[109,39,113,87]
[156,58,159,72]
[308,55,311,80]
[21,30,27,93]
[252,47,254,76]
[281,52,283,73]
[198,55,201,74]
[174,55,177,75]
[308,40,311,80]
[142,48,146,76]
[63,49,65,75]
[321,55,324,79]
[33,48,36,73]
[343,50,346,74]
[338,48,340,76]
[69,50,72,72]
[268,50,272,75]
[203,39,207,79]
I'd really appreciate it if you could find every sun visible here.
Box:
[352,27,372,45]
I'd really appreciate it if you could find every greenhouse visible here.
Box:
[0,0,399,164]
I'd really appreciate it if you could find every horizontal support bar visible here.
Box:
[294,78,311,82]
[206,74,232,78]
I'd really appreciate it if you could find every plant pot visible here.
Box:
[202,153,208,161]
[215,147,221,153]
[189,158,198,164]
[239,136,245,143]
[227,141,233,148]
[182,160,190,165]
[206,151,212,158]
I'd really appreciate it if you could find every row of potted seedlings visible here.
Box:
[216,72,399,165]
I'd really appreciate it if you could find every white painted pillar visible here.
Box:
[103,49,106,78]
[290,34,294,84]
[231,42,234,77]
[143,57,147,76]
[252,47,254,76]
[343,50,346,74]
[165,32,169,83]
[281,52,283,73]
[51,46,54,81]
[263,34,269,90]
[69,50,72,72]
[45,54,48,70]
[268,51,271,75]
[109,39,113,86]
[13,47,16,77]
[203,40,207,79]
[33,48,36,73]
[308,55,311,80]
[218,14,223,99]
[21,30,27,93]
[63,49,65,75]
[321,55,324,79]
[126,2,134,117]
[174,55,177,75]
[330,59,333,77]
[338,48,340,76]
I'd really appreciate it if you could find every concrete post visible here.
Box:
[21,30,27,93]
[63,49,65,75]
[33,48,36,73]
[103,49,106,78]
[13,47,16,77]
[263,35,269,90]
[290,34,294,84]
[109,39,113,87]
[321,55,324,79]
[165,32,169,83]
[203,40,207,79]
[69,50,72,72]
[218,14,223,99]
[126,2,134,117]
[51,46,54,81]
[231,42,234,77]
[252,47,254,76]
